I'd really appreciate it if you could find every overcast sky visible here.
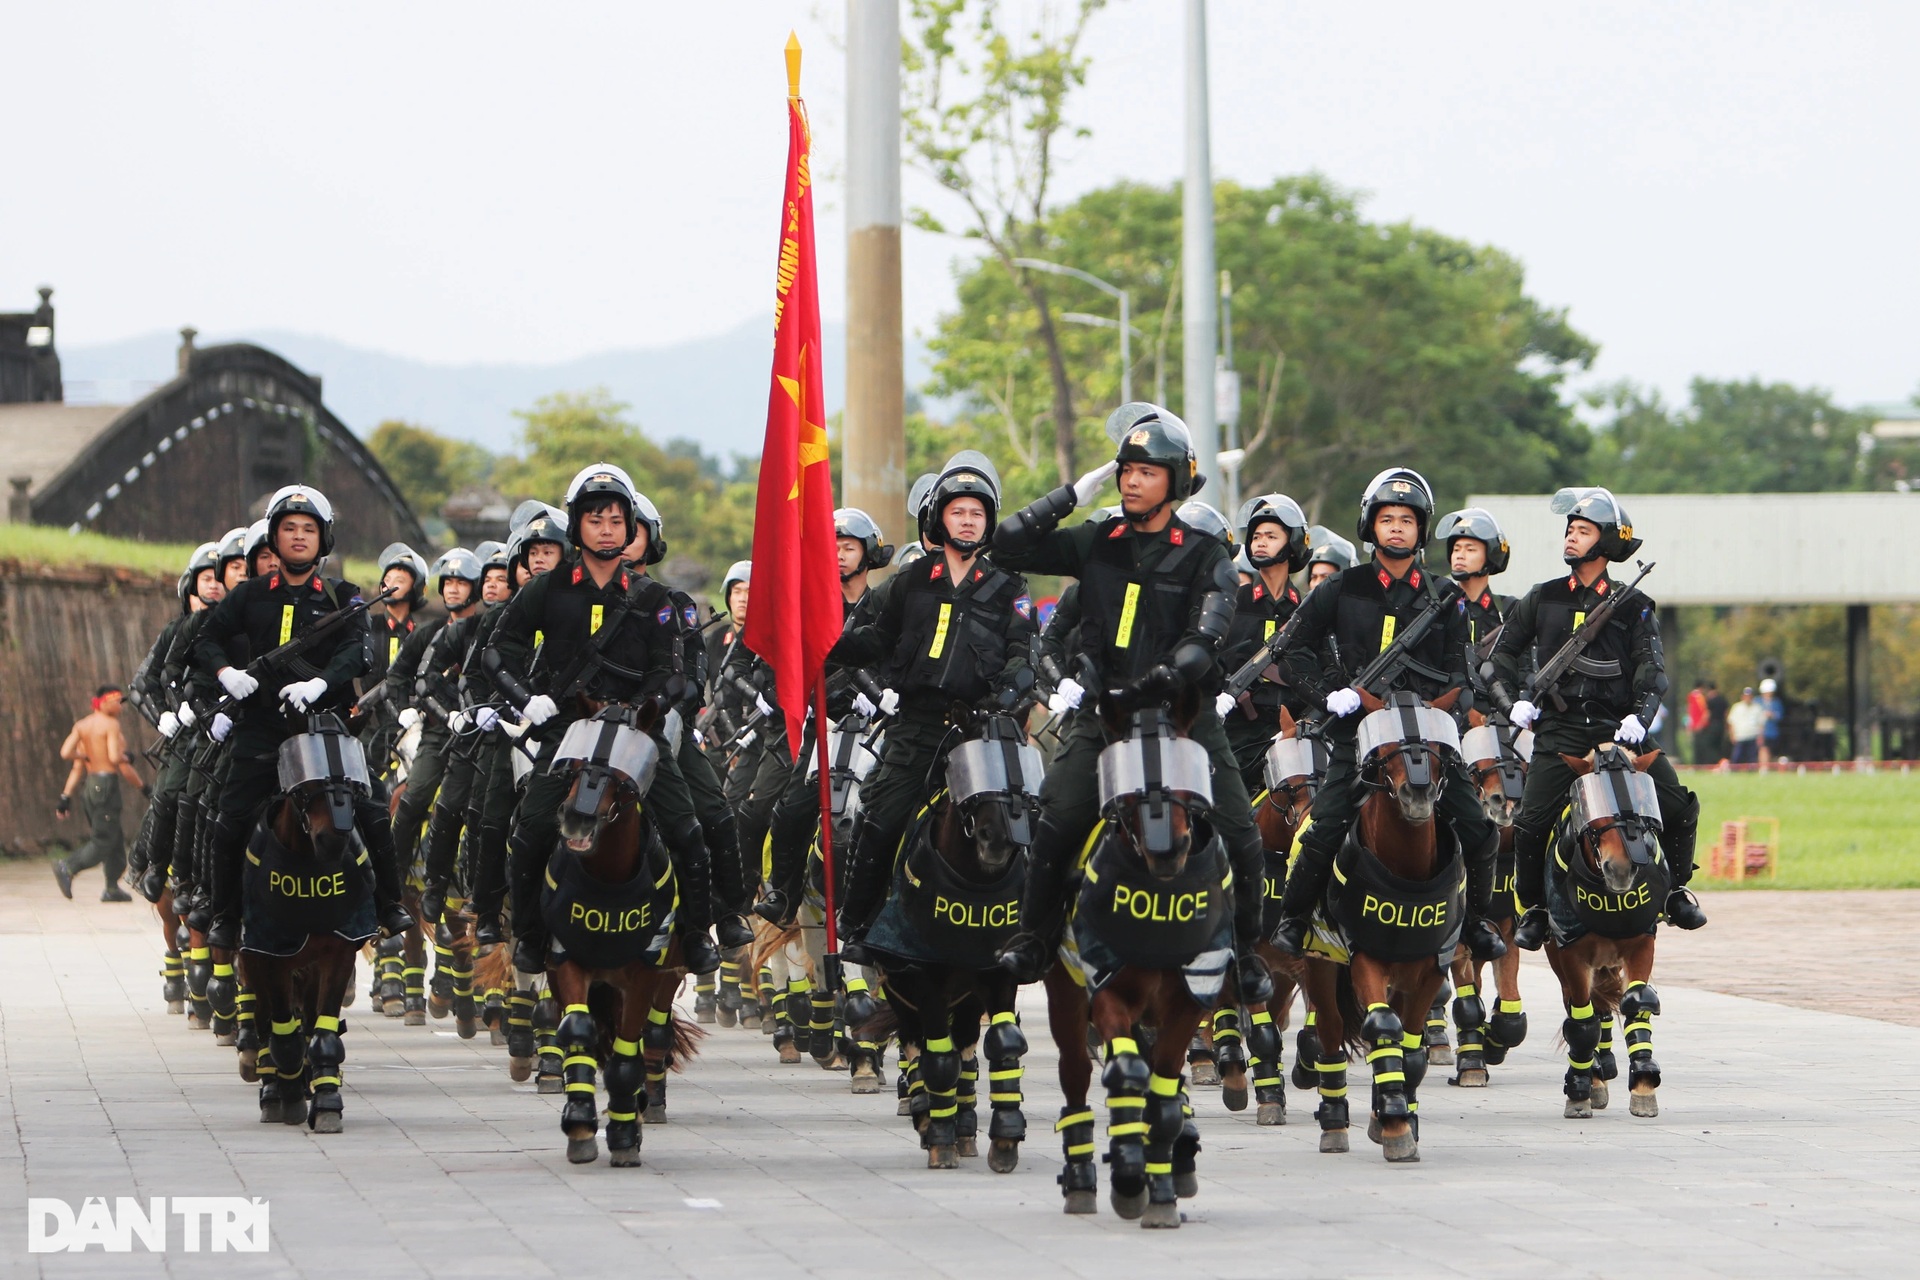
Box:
[6,1,1915,413]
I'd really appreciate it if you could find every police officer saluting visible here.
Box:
[193,486,415,948]
[1269,468,1507,962]
[1215,493,1314,794]
[831,452,1036,961]
[484,463,727,974]
[990,403,1273,1003]
[1491,488,1706,948]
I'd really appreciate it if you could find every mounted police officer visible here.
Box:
[1491,488,1706,948]
[990,403,1273,1003]
[1433,507,1516,693]
[1304,525,1357,593]
[1216,493,1314,795]
[831,452,1036,963]
[387,547,485,886]
[1269,468,1507,963]
[484,463,726,974]
[359,542,428,783]
[752,507,893,925]
[192,485,415,949]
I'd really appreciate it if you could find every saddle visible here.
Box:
[541,841,677,972]
[1311,824,1464,967]
[1548,808,1669,944]
[1066,820,1233,1001]
[865,798,1026,970]
[241,824,375,957]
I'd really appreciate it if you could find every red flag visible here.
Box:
[745,36,839,762]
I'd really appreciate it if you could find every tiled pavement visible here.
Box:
[3,862,1917,1279]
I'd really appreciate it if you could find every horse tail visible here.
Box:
[750,921,803,972]
[1333,966,1369,1056]
[472,942,514,996]
[1590,964,1625,1021]
[668,1014,707,1070]
[853,999,900,1046]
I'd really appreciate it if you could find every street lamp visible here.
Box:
[1012,257,1133,405]
[1059,313,1162,405]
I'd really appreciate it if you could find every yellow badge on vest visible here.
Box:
[1378,613,1396,654]
[928,602,953,659]
[1115,583,1141,648]
[279,604,295,646]
[388,636,400,666]
[1265,619,1277,641]
[590,604,604,635]
[1574,610,1586,629]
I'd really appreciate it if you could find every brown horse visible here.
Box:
[1300,687,1465,1163]
[1544,743,1670,1120]
[1446,708,1532,1087]
[541,701,685,1166]
[238,758,377,1131]
[1042,674,1226,1228]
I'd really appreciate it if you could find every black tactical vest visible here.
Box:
[1532,578,1637,711]
[1075,517,1209,686]
[1327,565,1455,700]
[1225,580,1300,711]
[542,846,677,971]
[884,557,1024,703]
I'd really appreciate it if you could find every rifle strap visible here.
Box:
[547,587,637,700]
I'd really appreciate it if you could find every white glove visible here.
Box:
[474,706,501,733]
[210,712,233,742]
[754,693,773,718]
[501,715,529,739]
[1047,676,1085,716]
[447,710,470,733]
[1326,687,1363,718]
[178,702,197,728]
[157,711,179,739]
[522,694,558,727]
[1214,692,1237,719]
[878,688,900,716]
[1508,699,1539,731]
[1073,460,1118,507]
[280,677,329,711]
[397,707,421,730]
[663,709,684,754]
[693,728,706,749]
[737,730,757,751]
[853,691,877,718]
[1614,714,1647,745]
[219,667,259,701]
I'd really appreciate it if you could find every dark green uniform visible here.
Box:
[388,615,459,880]
[1218,576,1306,796]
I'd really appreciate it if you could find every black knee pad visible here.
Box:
[1563,1011,1602,1061]
[644,1016,675,1055]
[1246,1014,1281,1063]
[983,1019,1028,1061]
[1452,991,1486,1030]
[1101,1047,1151,1095]
[1144,1091,1185,1145]
[603,1049,644,1101]
[920,1045,962,1095]
[308,1027,344,1065]
[1360,1005,1402,1046]
[1619,983,1661,1022]
[557,1008,594,1048]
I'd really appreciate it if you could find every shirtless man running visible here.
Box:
[53,685,147,902]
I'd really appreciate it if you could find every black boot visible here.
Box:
[996,820,1073,983]
[756,801,810,925]
[1460,828,1507,961]
[359,807,416,940]
[1269,823,1340,958]
[472,819,511,946]
[1465,917,1509,961]
[1268,917,1309,957]
[1228,830,1276,1003]
[1664,888,1707,930]
[752,889,795,927]
[204,815,246,951]
[834,822,902,969]
[1510,822,1551,951]
[507,837,548,975]
[704,813,755,948]
[1512,907,1551,951]
[669,823,722,975]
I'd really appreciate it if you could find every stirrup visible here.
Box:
[1664,888,1707,930]
[378,904,416,939]
[995,932,1052,984]
[751,891,794,926]
[1235,952,1275,1004]
[1268,916,1309,958]
[715,913,755,949]
[1467,919,1509,962]
[1512,907,1550,951]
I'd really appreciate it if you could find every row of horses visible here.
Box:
[140,681,1676,1228]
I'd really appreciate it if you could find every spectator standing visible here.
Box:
[1758,677,1784,768]
[1704,680,1730,763]
[1686,681,1710,764]
[1727,686,1765,767]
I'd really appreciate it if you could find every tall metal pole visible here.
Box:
[1118,291,1132,405]
[845,0,905,556]
[1182,0,1220,492]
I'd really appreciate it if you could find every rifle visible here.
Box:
[1221,606,1313,704]
[1300,581,1461,732]
[209,584,399,719]
[124,687,169,765]
[1527,560,1656,712]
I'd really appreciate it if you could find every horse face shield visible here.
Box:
[1461,723,1532,825]
[551,715,659,849]
[277,717,371,838]
[946,722,1044,864]
[1263,735,1325,813]
[1097,717,1212,876]
[1356,696,1461,822]
[1573,761,1662,877]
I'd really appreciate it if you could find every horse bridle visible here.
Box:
[1574,752,1662,869]
[1359,697,1450,798]
[1467,722,1528,805]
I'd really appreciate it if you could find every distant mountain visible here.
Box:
[60,318,938,460]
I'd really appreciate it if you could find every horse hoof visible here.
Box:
[928,1145,958,1170]
[955,1136,977,1158]
[566,1138,599,1164]
[609,1146,641,1167]
[1257,1102,1286,1127]
[1319,1130,1349,1154]
[310,1110,343,1135]
[536,1077,564,1095]
[988,1139,1020,1173]
[1564,1098,1593,1119]
[186,1013,210,1031]
[428,997,450,1019]
[490,1027,508,1047]
[1189,1060,1220,1087]
[1111,1185,1147,1220]
[741,1011,762,1030]
[403,1010,425,1027]
[716,1005,738,1029]
[1383,1133,1420,1163]
[1367,1115,1382,1145]
[1630,1090,1659,1118]
[1428,1045,1454,1066]
[214,1030,238,1047]
[1290,1062,1316,1092]
[1141,1201,1181,1229]
[509,1057,534,1083]
[694,1009,716,1026]
[258,1100,283,1124]
[1451,1069,1489,1088]
[456,1017,478,1041]
[642,1106,666,1125]
[850,1071,881,1095]
[382,999,405,1018]
[237,1053,259,1083]
[1174,1172,1199,1199]
[777,1044,802,1065]
[167,1000,185,1016]
[282,1101,306,1126]
[1063,1190,1097,1215]
[1221,1081,1248,1112]
[896,1097,914,1117]
[1590,1080,1610,1110]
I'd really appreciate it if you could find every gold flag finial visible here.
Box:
[785,32,802,101]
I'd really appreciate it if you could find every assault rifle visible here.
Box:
[1527,560,1655,712]
[208,583,399,720]
[1300,580,1461,733]
[1220,605,1313,707]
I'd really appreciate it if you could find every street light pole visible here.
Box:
[1012,257,1132,406]
[845,0,905,556]
[1183,0,1220,492]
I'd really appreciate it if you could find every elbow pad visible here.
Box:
[1192,589,1234,647]
[481,646,533,709]
[995,484,1077,554]
[1172,641,1214,684]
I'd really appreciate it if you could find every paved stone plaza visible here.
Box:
[3,860,1917,1278]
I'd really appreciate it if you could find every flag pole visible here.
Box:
[814,681,840,957]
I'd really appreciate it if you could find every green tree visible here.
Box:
[923,175,1597,520]
[1586,378,1872,493]
[366,420,494,523]
[491,389,757,588]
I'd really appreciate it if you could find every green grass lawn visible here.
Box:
[0,523,378,584]
[1687,769,1920,889]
